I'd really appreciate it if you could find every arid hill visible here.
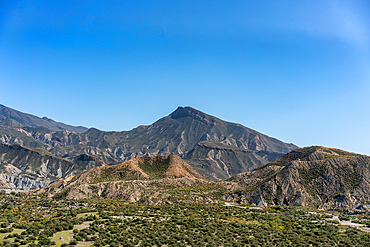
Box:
[36,154,221,204]
[223,146,370,210]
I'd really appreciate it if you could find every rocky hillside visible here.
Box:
[0,143,105,189]
[0,104,87,133]
[37,154,222,204]
[0,106,298,180]
[223,146,370,210]
[182,141,270,181]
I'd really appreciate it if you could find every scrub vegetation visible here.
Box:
[0,192,370,246]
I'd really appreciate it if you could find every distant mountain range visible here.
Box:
[0,104,297,188]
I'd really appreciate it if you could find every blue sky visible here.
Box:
[1,0,370,154]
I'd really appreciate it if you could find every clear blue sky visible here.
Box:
[1,0,370,155]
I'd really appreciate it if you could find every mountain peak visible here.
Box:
[171,106,202,117]
[170,106,215,123]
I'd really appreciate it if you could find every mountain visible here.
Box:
[0,106,298,181]
[36,154,221,204]
[223,146,370,210]
[0,104,87,133]
[182,141,271,180]
[0,143,105,189]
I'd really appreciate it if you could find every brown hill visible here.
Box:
[36,154,217,204]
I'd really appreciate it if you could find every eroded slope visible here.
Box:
[224,146,370,210]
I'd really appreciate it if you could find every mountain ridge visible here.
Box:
[0,105,298,182]
[0,104,87,133]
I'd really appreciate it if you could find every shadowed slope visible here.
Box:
[182,141,269,180]
[0,143,105,189]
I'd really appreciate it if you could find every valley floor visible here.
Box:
[0,193,370,246]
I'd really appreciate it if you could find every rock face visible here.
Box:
[0,106,298,181]
[37,154,218,205]
[0,143,105,189]
[182,141,269,181]
[223,146,370,210]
